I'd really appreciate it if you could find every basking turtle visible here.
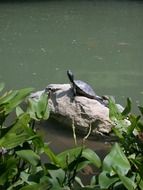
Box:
[67,70,105,104]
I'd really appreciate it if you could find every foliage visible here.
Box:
[0,83,143,190]
[101,97,143,190]
[0,84,101,190]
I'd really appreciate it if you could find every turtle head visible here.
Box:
[67,70,74,83]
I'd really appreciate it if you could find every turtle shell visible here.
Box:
[73,80,96,99]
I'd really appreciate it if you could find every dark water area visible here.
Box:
[0,0,143,173]
[39,118,111,184]
[40,119,110,156]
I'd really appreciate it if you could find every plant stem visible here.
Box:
[72,119,77,146]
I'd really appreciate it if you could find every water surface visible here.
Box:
[0,0,143,157]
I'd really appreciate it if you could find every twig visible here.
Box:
[72,118,77,146]
[82,122,92,145]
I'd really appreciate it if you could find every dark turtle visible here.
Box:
[67,70,104,103]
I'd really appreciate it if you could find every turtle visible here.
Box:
[67,70,105,104]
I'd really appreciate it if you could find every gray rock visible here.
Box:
[46,84,113,137]
[29,90,45,101]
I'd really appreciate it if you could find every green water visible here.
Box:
[0,1,143,157]
[0,0,143,109]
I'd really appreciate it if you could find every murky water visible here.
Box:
[0,0,143,157]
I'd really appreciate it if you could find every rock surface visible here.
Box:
[45,84,113,137]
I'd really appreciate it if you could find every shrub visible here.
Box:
[0,84,100,190]
[0,83,143,190]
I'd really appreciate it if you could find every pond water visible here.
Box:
[0,0,143,157]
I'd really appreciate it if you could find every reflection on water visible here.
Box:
[39,118,110,184]
[39,118,110,159]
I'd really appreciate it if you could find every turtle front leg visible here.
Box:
[73,85,76,97]
[70,85,76,102]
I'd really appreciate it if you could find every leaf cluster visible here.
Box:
[0,84,100,190]
[0,83,143,190]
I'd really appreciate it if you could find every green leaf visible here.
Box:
[57,147,101,171]
[0,88,34,115]
[32,135,45,154]
[48,168,65,187]
[20,176,55,190]
[7,179,24,190]
[77,188,98,190]
[27,98,38,120]
[113,119,129,136]
[127,114,140,135]
[20,166,44,185]
[121,97,132,117]
[19,176,51,190]
[16,106,24,117]
[0,90,17,112]
[44,144,60,166]
[0,113,34,149]
[102,143,130,175]
[90,176,96,186]
[27,93,49,121]
[117,172,136,190]
[99,171,119,189]
[136,174,143,190]
[20,185,39,190]
[112,127,124,139]
[67,154,86,172]
[36,93,49,120]
[82,148,101,168]
[16,150,40,166]
[75,176,84,187]
[57,146,83,168]
[109,98,122,120]
[20,171,33,185]
[20,179,49,190]
[0,156,18,185]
